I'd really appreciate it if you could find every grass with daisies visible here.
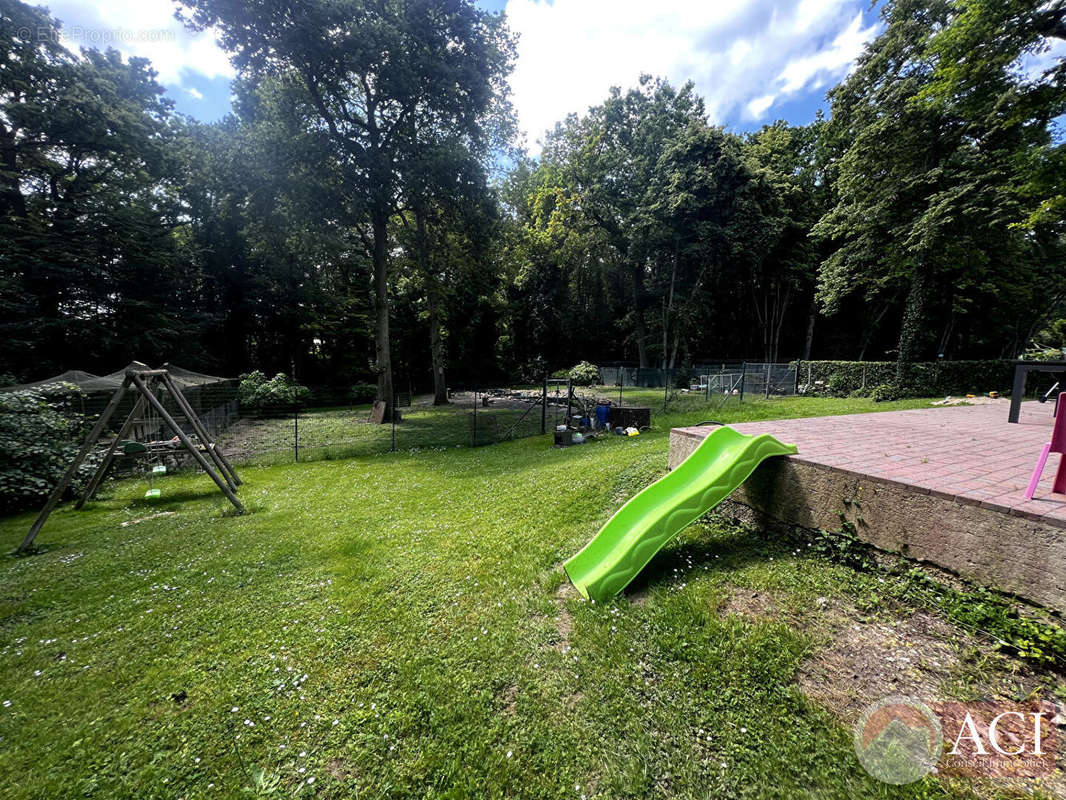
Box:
[0,396,1056,799]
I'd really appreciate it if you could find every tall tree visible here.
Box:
[539,77,707,367]
[815,0,1066,377]
[397,140,498,402]
[0,2,195,377]
[743,121,825,363]
[177,0,515,419]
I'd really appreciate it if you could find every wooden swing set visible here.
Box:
[16,363,245,555]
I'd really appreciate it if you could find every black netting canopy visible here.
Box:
[1,363,233,393]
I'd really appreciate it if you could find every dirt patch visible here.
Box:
[797,598,1063,796]
[325,758,354,781]
[720,588,782,620]
[931,396,1007,406]
[120,511,175,527]
[498,683,518,715]
[798,605,959,722]
[553,581,576,652]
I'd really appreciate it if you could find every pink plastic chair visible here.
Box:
[1025,392,1066,499]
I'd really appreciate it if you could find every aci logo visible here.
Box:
[854,696,1057,784]
[854,697,943,785]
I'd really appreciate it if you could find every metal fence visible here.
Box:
[597,362,798,409]
[9,362,801,476]
[215,384,562,465]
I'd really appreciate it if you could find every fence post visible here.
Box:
[293,405,299,463]
[739,362,746,405]
[618,378,623,408]
[541,375,547,435]
[566,379,572,425]
[391,391,396,452]
[472,386,478,447]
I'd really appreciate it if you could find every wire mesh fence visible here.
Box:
[596,362,798,414]
[4,361,801,483]
[216,385,557,465]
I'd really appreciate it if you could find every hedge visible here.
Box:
[792,360,1020,398]
[0,384,97,514]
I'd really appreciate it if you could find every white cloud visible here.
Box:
[776,12,875,94]
[185,86,204,100]
[746,94,776,118]
[50,0,234,88]
[504,0,880,146]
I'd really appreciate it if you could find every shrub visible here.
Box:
[568,361,600,386]
[238,371,311,414]
[0,383,97,514]
[351,383,378,404]
[792,360,1015,398]
[868,383,903,402]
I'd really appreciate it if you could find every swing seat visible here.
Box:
[152,465,167,475]
[144,488,162,499]
[122,440,147,455]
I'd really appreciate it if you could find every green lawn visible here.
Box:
[217,396,549,464]
[0,397,1056,799]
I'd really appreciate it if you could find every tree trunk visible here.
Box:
[768,284,791,365]
[896,257,932,385]
[428,302,447,405]
[0,121,25,220]
[661,251,677,371]
[802,294,817,361]
[631,265,648,368]
[372,205,393,423]
[414,206,448,405]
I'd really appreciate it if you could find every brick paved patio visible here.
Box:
[669,401,1066,610]
[675,400,1066,525]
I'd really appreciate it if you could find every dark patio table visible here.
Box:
[1009,360,1066,422]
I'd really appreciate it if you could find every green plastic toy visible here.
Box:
[564,426,797,602]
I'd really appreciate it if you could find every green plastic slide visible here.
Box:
[564,426,797,602]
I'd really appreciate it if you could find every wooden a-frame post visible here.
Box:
[159,372,241,489]
[16,376,131,554]
[74,391,149,509]
[127,372,245,514]
[17,366,246,555]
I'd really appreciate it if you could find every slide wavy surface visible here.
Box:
[564,427,797,602]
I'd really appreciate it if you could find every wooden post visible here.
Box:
[1009,362,1027,423]
[160,373,241,488]
[17,377,131,554]
[472,387,478,447]
[75,391,149,509]
[129,373,245,515]
[540,375,547,435]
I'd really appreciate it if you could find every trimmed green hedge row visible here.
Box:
[792,360,1022,398]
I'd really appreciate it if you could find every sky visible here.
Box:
[41,0,885,146]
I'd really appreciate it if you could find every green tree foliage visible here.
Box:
[567,361,600,386]
[0,3,199,377]
[237,371,310,414]
[1,0,1065,398]
[0,384,94,513]
[175,0,515,420]
[814,0,1066,379]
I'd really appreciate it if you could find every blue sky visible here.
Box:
[42,0,885,145]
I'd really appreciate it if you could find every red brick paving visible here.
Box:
[675,400,1066,527]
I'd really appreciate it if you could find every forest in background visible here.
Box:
[2,0,1065,411]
